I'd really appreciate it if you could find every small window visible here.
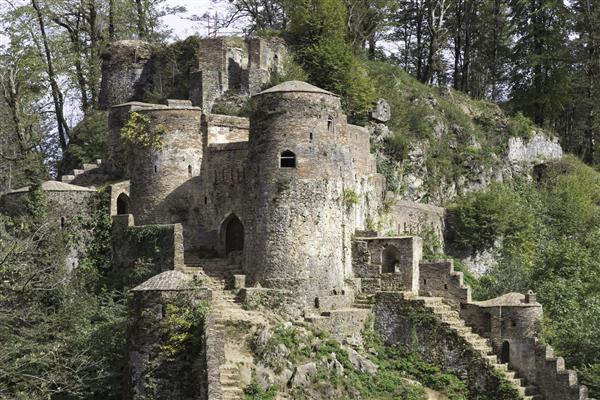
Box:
[327,116,335,134]
[154,165,158,173]
[60,217,66,229]
[204,196,208,204]
[444,284,448,290]
[188,165,192,176]
[309,131,313,141]
[423,279,427,285]
[280,150,296,168]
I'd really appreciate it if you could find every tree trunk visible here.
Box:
[31,0,70,151]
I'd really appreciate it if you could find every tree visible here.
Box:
[286,0,377,119]
[509,0,571,126]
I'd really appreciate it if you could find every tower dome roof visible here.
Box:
[257,81,337,97]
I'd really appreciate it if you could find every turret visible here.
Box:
[244,81,354,307]
[127,104,203,227]
[99,40,153,110]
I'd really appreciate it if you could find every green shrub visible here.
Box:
[508,112,536,139]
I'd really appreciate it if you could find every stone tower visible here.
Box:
[127,105,203,227]
[244,81,354,306]
[99,40,153,110]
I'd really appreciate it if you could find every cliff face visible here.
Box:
[368,62,563,206]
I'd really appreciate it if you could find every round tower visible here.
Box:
[99,40,153,110]
[245,81,353,306]
[127,106,203,226]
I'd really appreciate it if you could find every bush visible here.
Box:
[446,182,535,251]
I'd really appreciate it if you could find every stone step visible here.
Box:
[61,175,75,182]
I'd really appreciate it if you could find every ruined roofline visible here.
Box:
[110,101,202,112]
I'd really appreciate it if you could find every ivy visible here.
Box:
[120,112,166,151]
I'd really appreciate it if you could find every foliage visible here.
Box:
[244,380,279,400]
[251,323,474,399]
[159,296,209,359]
[447,157,600,397]
[446,182,536,252]
[285,0,376,121]
[342,188,360,210]
[508,112,536,139]
[0,186,127,399]
[120,112,165,151]
[269,56,309,86]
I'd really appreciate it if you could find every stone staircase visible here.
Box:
[353,293,375,309]
[179,254,243,280]
[180,262,265,399]
[61,159,103,183]
[403,292,542,400]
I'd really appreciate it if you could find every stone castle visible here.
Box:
[0,37,590,400]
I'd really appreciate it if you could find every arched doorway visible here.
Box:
[382,245,402,273]
[500,341,510,364]
[224,215,244,255]
[117,193,130,215]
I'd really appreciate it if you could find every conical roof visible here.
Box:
[132,270,194,292]
[257,81,337,96]
[8,180,96,194]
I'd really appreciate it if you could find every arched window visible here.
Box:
[188,165,192,177]
[280,150,296,168]
[117,193,131,215]
[327,115,335,134]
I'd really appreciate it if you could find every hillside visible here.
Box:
[368,62,561,205]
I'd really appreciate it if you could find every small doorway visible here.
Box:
[116,193,131,215]
[382,245,402,273]
[500,341,510,364]
[224,214,244,255]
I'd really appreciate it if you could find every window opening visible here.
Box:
[280,150,296,168]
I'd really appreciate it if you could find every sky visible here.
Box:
[162,0,244,40]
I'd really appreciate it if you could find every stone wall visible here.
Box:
[107,102,158,178]
[203,114,249,145]
[384,199,445,241]
[127,281,212,400]
[0,187,95,225]
[352,236,423,293]
[244,86,353,307]
[110,215,184,289]
[190,37,288,111]
[419,260,471,308]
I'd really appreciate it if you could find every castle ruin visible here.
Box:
[2,36,589,400]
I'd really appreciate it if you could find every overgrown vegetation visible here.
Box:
[249,323,470,399]
[120,112,165,151]
[0,186,127,399]
[446,156,600,396]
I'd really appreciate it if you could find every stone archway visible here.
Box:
[224,214,244,255]
[117,193,131,215]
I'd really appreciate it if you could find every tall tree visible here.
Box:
[509,0,571,126]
